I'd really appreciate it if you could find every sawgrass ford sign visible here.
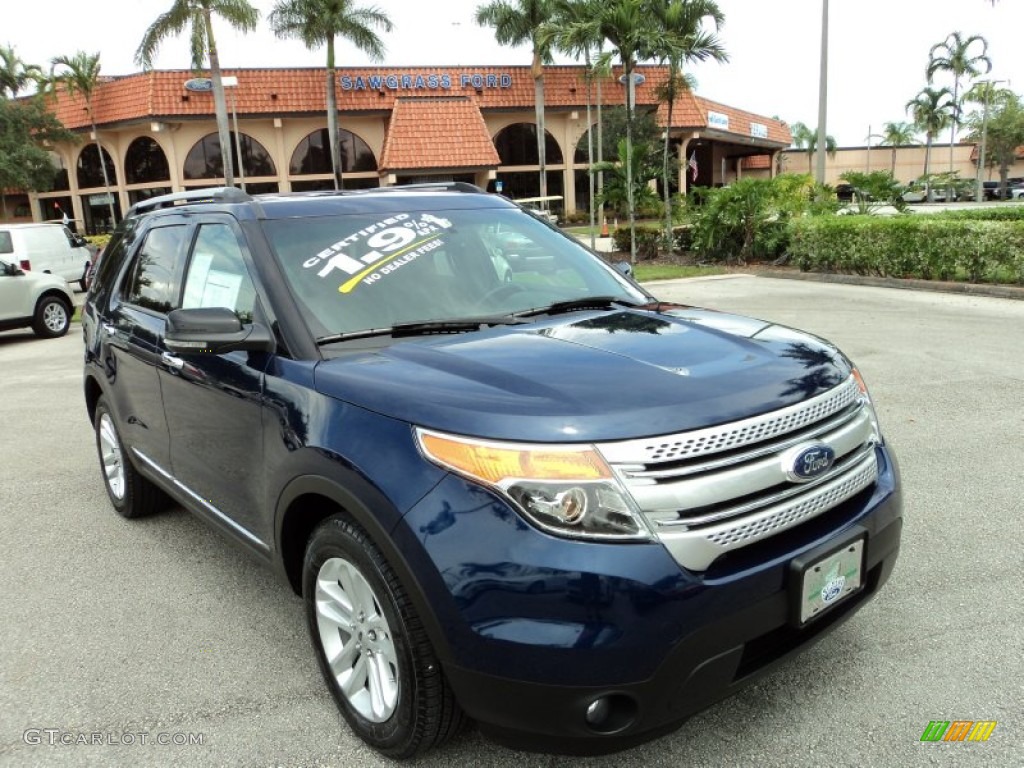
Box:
[340,72,514,91]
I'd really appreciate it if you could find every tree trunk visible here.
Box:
[924,135,933,202]
[93,123,117,229]
[584,51,595,250]
[625,60,636,264]
[326,38,342,190]
[596,74,604,233]
[662,72,675,255]
[532,50,547,200]
[807,150,813,175]
[87,103,117,229]
[891,147,897,176]
[205,9,235,187]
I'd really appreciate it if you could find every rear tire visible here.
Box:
[93,397,168,518]
[32,296,71,338]
[304,516,464,758]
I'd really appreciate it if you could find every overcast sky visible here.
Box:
[5,0,1020,146]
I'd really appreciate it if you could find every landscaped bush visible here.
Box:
[612,225,660,260]
[789,216,1024,284]
[934,207,1024,222]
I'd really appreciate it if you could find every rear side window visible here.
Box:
[123,225,188,314]
[0,232,11,254]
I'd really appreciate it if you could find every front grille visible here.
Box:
[598,375,879,572]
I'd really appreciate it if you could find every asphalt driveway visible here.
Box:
[0,276,1020,767]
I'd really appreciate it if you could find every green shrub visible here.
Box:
[789,216,1024,283]
[612,225,660,260]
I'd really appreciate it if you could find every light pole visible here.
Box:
[815,0,829,185]
[222,76,245,191]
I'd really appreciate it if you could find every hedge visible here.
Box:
[611,225,694,259]
[789,216,1024,284]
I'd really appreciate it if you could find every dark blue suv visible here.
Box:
[83,185,902,757]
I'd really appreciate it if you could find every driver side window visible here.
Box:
[181,223,257,324]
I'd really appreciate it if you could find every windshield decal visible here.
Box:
[301,213,453,294]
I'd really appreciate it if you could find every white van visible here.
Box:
[0,223,92,289]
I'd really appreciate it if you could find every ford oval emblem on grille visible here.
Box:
[783,442,836,483]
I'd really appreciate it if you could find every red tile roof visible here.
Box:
[380,97,500,171]
[42,65,780,144]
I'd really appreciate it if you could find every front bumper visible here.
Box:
[396,446,902,754]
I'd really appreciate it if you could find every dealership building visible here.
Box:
[11,65,792,233]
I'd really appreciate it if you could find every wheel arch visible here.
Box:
[35,289,72,314]
[275,475,454,663]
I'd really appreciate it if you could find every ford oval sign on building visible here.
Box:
[184,78,214,92]
[783,442,836,483]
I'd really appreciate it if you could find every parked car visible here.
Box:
[83,185,902,758]
[0,222,93,289]
[0,258,75,337]
[902,181,956,203]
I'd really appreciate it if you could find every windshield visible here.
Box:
[262,206,646,339]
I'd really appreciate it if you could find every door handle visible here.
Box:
[161,351,184,371]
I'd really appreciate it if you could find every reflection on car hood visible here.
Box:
[313,307,851,442]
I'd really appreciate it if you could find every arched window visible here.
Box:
[49,152,70,191]
[125,137,170,184]
[574,126,600,164]
[289,128,377,175]
[77,144,117,189]
[183,132,277,180]
[493,123,563,166]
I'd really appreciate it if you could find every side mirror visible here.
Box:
[165,307,275,355]
[71,234,88,248]
[613,261,633,278]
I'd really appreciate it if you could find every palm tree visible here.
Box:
[598,0,675,263]
[926,32,992,176]
[0,46,43,98]
[476,0,556,199]
[136,0,259,188]
[880,121,917,175]
[790,121,836,175]
[650,0,726,250]
[270,0,392,191]
[543,0,604,246]
[906,86,955,200]
[50,51,117,227]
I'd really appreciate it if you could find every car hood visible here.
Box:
[313,307,852,443]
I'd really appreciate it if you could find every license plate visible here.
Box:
[798,538,865,624]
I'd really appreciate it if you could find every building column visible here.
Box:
[272,118,290,192]
[677,135,691,195]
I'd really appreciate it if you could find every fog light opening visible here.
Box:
[582,694,638,734]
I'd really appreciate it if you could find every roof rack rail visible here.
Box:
[128,186,252,217]
[371,181,485,194]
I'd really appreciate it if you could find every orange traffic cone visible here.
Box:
[600,219,609,237]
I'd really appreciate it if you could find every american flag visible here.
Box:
[688,151,699,182]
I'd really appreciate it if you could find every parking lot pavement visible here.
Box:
[0,276,1021,767]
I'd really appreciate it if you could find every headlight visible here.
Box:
[852,368,883,444]
[416,429,650,541]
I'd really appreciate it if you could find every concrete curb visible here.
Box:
[743,269,1024,301]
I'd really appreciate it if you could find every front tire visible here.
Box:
[32,296,71,338]
[93,398,167,518]
[304,516,463,758]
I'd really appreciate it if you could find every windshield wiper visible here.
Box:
[514,296,644,319]
[316,315,526,345]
